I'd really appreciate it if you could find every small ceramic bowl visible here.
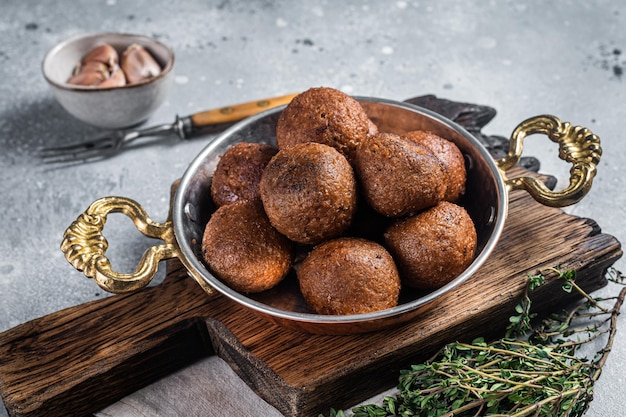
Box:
[42,32,175,129]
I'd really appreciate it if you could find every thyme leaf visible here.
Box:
[321,267,626,417]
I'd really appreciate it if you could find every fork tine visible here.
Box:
[39,136,118,163]
[39,142,97,154]
[38,120,176,164]
[40,147,115,163]
[40,150,111,164]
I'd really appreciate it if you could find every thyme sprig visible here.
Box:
[322,267,626,417]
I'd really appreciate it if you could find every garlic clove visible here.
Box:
[121,44,161,85]
[82,43,119,68]
[76,61,109,75]
[67,60,109,86]
[98,66,127,88]
[67,69,107,86]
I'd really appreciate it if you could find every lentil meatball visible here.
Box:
[354,132,447,217]
[275,87,376,164]
[210,142,277,207]
[260,142,357,245]
[201,199,293,293]
[298,237,401,315]
[384,201,477,290]
[404,130,466,203]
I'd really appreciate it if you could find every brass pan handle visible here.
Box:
[61,196,178,293]
[496,115,601,207]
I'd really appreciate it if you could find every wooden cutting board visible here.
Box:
[0,184,621,417]
[0,96,622,417]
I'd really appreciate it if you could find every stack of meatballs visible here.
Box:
[202,87,477,316]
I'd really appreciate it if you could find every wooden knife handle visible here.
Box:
[189,93,298,128]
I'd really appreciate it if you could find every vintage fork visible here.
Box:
[39,93,298,163]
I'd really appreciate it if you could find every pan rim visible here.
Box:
[172,96,508,328]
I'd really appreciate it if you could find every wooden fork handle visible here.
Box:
[188,93,298,129]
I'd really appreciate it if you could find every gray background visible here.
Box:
[1,1,624,416]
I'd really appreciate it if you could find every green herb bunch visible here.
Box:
[322,268,625,417]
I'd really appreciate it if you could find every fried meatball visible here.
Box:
[298,237,400,315]
[201,199,293,293]
[276,87,375,164]
[404,130,466,203]
[384,201,477,290]
[211,142,278,207]
[354,132,447,217]
[260,142,357,245]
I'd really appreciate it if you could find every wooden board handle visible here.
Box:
[0,264,214,417]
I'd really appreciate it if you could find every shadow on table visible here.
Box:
[0,97,98,159]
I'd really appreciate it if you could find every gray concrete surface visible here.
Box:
[1,1,624,416]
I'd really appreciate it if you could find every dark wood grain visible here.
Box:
[0,183,621,417]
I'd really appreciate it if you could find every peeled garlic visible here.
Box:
[98,66,127,88]
[67,69,106,86]
[68,43,119,86]
[121,44,161,85]
[67,61,109,86]
[67,42,162,87]
[81,44,119,67]
[77,61,109,74]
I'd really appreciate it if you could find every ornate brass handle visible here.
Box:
[61,196,178,293]
[496,115,601,207]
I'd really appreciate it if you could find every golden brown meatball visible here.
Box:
[404,130,466,203]
[354,132,447,217]
[384,201,477,290]
[201,199,293,293]
[260,142,357,245]
[275,87,376,164]
[298,237,400,315]
[210,142,278,207]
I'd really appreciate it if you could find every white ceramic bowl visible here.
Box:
[42,32,174,129]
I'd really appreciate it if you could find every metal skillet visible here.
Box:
[60,97,601,334]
